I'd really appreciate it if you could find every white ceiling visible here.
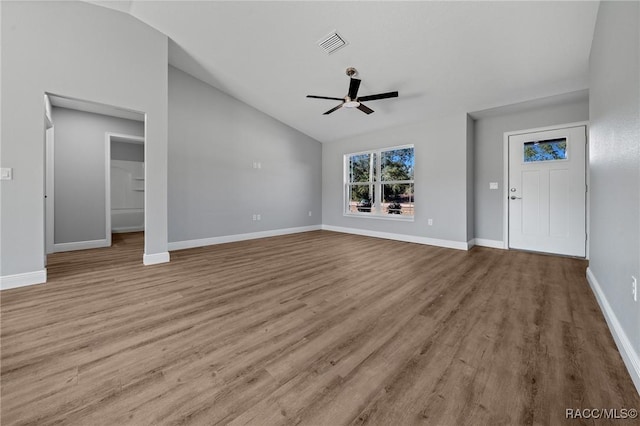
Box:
[90,1,599,143]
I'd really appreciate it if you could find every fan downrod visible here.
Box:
[346,67,358,78]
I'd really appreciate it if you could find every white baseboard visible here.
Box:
[143,252,170,265]
[112,226,144,234]
[472,238,505,249]
[1,269,47,291]
[168,225,322,251]
[586,267,640,395]
[321,225,469,251]
[54,239,109,252]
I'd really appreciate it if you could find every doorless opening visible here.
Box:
[44,93,146,267]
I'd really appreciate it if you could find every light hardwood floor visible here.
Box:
[1,231,638,425]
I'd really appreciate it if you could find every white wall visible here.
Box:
[168,66,322,245]
[111,159,145,233]
[52,107,143,244]
[0,1,168,283]
[587,1,640,392]
[473,94,589,243]
[322,113,470,247]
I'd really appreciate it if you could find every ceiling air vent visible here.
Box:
[317,31,347,54]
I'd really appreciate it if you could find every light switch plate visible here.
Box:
[0,168,13,180]
[489,182,499,190]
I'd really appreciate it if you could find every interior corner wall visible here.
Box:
[0,1,168,279]
[51,107,143,244]
[473,99,589,243]
[588,0,640,391]
[322,113,469,245]
[167,66,322,244]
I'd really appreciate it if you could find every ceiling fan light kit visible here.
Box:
[306,67,398,115]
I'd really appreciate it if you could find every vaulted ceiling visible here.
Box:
[89,1,599,143]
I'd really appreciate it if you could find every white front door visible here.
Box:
[508,125,586,257]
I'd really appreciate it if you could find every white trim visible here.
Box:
[168,225,322,251]
[112,226,145,233]
[105,133,112,247]
[472,238,505,249]
[321,225,469,250]
[143,252,170,265]
[586,267,640,395]
[54,239,109,252]
[343,212,414,222]
[45,126,55,255]
[503,121,589,252]
[1,270,47,291]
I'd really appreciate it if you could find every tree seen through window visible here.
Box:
[346,146,414,216]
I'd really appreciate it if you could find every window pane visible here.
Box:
[348,185,374,213]
[349,153,371,183]
[381,148,414,181]
[524,138,567,162]
[382,183,413,215]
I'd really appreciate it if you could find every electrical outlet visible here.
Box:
[633,276,637,302]
[308,211,312,217]
[252,214,257,221]
[489,182,499,190]
[257,214,261,221]
[428,218,433,226]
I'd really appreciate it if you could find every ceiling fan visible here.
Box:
[307,67,398,115]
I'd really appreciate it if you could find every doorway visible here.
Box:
[505,124,587,257]
[106,133,145,247]
[44,94,145,258]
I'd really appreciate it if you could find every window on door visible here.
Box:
[523,138,567,162]
[344,145,414,218]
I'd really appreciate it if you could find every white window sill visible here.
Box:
[343,213,415,222]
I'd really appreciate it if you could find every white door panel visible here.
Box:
[508,126,586,257]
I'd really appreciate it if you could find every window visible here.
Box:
[345,146,414,218]
[524,138,567,162]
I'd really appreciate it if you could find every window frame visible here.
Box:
[343,144,415,221]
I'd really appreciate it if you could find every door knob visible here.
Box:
[510,195,522,200]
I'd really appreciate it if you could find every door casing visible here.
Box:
[503,121,589,258]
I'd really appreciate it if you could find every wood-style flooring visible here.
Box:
[1,231,638,425]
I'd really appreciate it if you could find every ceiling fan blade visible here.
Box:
[307,95,345,101]
[357,91,399,102]
[348,78,361,100]
[323,103,344,115]
[357,103,374,115]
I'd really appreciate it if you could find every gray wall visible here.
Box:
[112,141,144,162]
[473,96,589,242]
[168,66,322,243]
[52,107,143,244]
[588,0,640,379]
[1,1,168,277]
[322,113,470,244]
